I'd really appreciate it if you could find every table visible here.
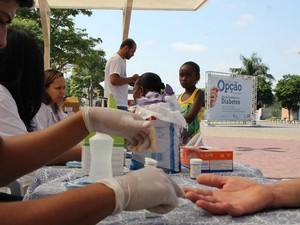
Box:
[24,162,300,224]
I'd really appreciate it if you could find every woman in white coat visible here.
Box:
[36,69,68,128]
[35,69,81,164]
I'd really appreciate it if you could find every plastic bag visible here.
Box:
[134,89,186,173]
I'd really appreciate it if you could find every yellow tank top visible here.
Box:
[178,88,205,123]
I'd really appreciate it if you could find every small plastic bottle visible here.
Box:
[190,158,202,179]
[88,133,114,182]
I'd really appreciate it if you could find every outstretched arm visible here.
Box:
[0,183,115,225]
[0,112,87,185]
[266,178,300,209]
[183,173,300,216]
[0,107,157,186]
[0,167,182,225]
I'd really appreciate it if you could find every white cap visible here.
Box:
[190,158,202,164]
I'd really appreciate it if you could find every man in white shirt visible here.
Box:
[104,38,139,110]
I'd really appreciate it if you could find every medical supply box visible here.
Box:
[180,146,233,172]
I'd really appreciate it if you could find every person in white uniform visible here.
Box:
[0,24,45,194]
[35,69,81,164]
[35,69,68,128]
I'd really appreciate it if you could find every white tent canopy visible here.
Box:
[36,0,207,10]
[35,0,208,68]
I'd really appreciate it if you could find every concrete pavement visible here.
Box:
[201,120,300,179]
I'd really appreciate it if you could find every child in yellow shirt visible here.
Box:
[178,61,205,145]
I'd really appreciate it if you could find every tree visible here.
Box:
[230,52,275,80]
[68,68,91,101]
[69,51,106,106]
[12,8,105,72]
[257,76,274,108]
[230,52,274,109]
[274,74,300,120]
[12,8,107,103]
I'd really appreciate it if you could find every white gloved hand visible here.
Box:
[82,107,157,152]
[98,167,183,215]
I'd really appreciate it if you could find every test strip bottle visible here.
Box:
[190,158,202,179]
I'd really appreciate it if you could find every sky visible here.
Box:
[73,0,300,95]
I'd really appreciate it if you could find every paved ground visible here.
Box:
[201,120,300,179]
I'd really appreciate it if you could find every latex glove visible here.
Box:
[82,107,157,152]
[98,166,183,215]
